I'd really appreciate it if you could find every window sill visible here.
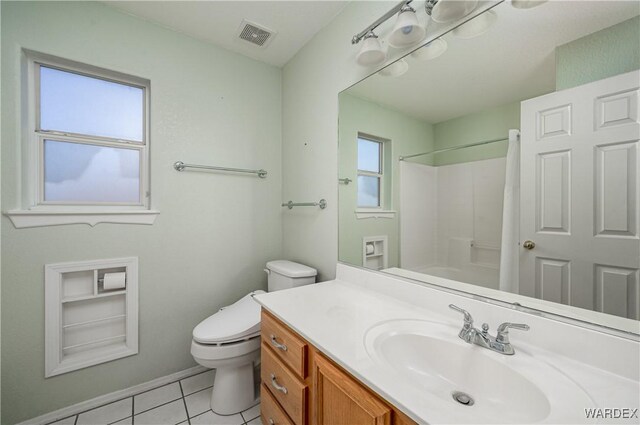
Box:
[5,209,160,228]
[354,209,396,220]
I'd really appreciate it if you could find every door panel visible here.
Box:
[536,150,571,233]
[595,265,640,320]
[537,104,572,139]
[535,258,571,304]
[595,141,637,237]
[595,88,639,130]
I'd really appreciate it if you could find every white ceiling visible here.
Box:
[346,1,640,124]
[103,1,348,67]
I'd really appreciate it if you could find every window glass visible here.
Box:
[40,66,144,142]
[357,175,380,207]
[43,140,140,203]
[357,138,381,173]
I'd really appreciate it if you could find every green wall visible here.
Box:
[1,2,283,423]
[431,101,521,166]
[556,16,640,90]
[338,93,434,268]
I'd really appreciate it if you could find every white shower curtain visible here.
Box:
[499,129,521,293]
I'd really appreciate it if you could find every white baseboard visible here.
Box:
[17,365,208,425]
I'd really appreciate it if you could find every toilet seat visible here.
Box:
[191,336,261,363]
[193,290,265,344]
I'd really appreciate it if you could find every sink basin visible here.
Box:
[364,320,594,424]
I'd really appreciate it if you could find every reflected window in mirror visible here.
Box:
[357,135,386,208]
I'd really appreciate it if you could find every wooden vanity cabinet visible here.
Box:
[260,309,417,425]
[313,352,391,425]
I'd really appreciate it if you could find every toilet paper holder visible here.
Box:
[97,276,126,284]
[98,271,127,291]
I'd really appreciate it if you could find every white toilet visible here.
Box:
[190,260,317,415]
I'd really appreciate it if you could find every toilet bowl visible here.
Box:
[191,290,264,415]
[191,260,317,414]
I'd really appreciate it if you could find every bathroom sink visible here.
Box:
[364,320,594,424]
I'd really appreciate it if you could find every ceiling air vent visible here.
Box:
[237,20,276,48]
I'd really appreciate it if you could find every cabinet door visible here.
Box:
[313,353,391,425]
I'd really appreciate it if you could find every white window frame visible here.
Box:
[6,51,158,228]
[357,134,384,209]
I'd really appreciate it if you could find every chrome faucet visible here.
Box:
[449,304,529,355]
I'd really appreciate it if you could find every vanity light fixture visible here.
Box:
[356,31,386,66]
[451,10,497,39]
[352,0,414,45]
[425,0,478,24]
[351,0,416,67]
[388,4,426,48]
[410,38,448,61]
[351,0,489,66]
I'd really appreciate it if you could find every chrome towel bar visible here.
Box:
[282,199,327,210]
[173,161,267,178]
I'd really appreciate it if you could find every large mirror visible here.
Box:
[339,0,640,335]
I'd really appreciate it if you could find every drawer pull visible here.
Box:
[268,419,275,425]
[270,373,288,394]
[270,334,288,351]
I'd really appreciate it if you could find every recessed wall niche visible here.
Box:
[44,257,138,377]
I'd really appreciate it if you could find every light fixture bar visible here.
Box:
[425,0,438,16]
[352,0,413,44]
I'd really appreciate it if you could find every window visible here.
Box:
[37,60,147,206]
[357,136,383,208]
[7,51,157,228]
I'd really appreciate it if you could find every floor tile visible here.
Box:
[185,387,212,418]
[246,417,263,425]
[48,416,77,425]
[77,398,132,425]
[134,382,182,414]
[110,417,132,425]
[190,410,244,425]
[134,399,187,425]
[240,404,260,422]
[181,370,215,395]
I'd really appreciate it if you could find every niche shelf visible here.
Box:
[363,236,388,271]
[45,257,138,377]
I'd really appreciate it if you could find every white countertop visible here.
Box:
[254,264,640,425]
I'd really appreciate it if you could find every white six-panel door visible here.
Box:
[520,70,640,320]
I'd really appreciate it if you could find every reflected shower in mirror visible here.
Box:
[338,0,640,334]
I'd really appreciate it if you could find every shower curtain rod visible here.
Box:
[399,137,509,161]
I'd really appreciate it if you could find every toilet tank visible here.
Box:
[265,260,317,292]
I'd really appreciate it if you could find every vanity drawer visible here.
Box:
[261,342,308,425]
[261,383,295,425]
[262,310,308,378]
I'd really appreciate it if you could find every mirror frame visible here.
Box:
[337,0,640,341]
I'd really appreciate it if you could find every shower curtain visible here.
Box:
[499,129,521,293]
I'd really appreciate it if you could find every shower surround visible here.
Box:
[399,157,506,289]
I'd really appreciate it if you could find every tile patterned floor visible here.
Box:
[47,370,263,425]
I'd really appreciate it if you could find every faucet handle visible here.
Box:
[449,304,473,325]
[496,322,530,343]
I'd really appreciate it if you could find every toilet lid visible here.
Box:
[193,290,265,344]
